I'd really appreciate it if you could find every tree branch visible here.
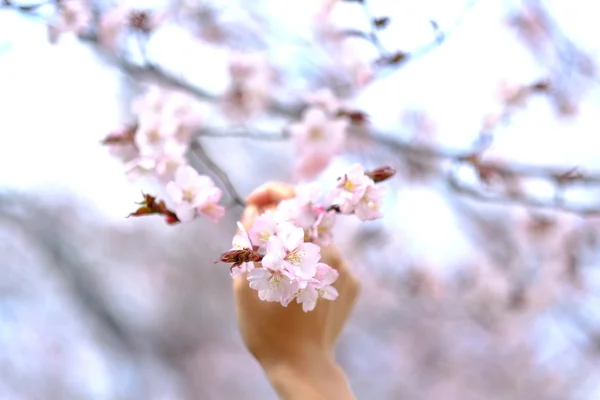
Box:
[189,140,246,207]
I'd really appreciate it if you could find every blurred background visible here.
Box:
[1,0,600,398]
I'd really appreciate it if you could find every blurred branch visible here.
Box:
[189,140,246,207]
[447,171,600,216]
[195,127,289,141]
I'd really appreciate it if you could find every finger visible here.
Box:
[327,272,360,345]
[241,205,260,231]
[246,182,295,208]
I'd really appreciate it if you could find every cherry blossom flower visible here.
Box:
[99,6,163,50]
[247,266,294,306]
[354,184,386,221]
[248,212,278,250]
[310,210,337,246]
[196,187,226,223]
[305,88,342,115]
[47,0,91,44]
[295,263,339,312]
[275,184,322,232]
[289,107,348,180]
[124,88,203,180]
[293,152,334,181]
[98,7,129,50]
[165,166,219,222]
[290,107,347,156]
[134,115,188,158]
[328,163,373,213]
[262,224,321,279]
[222,52,272,120]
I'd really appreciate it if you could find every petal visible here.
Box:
[205,187,223,203]
[248,268,270,290]
[303,107,327,126]
[280,224,305,251]
[320,285,339,300]
[200,204,225,223]
[262,252,283,271]
[266,236,286,259]
[300,242,321,265]
[174,204,195,222]
[194,174,216,190]
[315,263,339,286]
[166,181,183,203]
[176,165,198,186]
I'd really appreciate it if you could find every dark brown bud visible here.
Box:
[373,17,390,29]
[365,166,396,183]
[217,249,263,265]
[337,109,369,125]
[101,125,136,146]
[127,193,180,225]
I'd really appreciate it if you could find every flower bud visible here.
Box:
[365,165,396,183]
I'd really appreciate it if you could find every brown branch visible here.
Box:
[189,140,246,207]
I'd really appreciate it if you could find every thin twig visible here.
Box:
[189,140,246,207]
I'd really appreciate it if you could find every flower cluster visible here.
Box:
[124,87,202,182]
[329,163,387,221]
[166,165,225,223]
[219,163,394,311]
[104,88,226,224]
[227,220,339,313]
[290,89,349,180]
[222,53,273,121]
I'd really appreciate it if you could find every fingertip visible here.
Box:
[241,205,260,230]
[246,182,295,207]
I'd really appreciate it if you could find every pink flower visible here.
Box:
[98,7,128,50]
[196,187,226,223]
[354,184,386,221]
[222,52,272,121]
[134,115,188,157]
[248,212,278,249]
[47,0,91,44]
[305,88,342,115]
[247,267,294,306]
[124,153,186,182]
[293,152,333,181]
[98,6,163,50]
[327,163,372,213]
[154,153,188,181]
[262,224,321,279]
[165,166,218,222]
[290,107,347,156]
[295,263,339,312]
[132,87,202,155]
[311,210,337,246]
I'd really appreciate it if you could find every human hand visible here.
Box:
[233,182,359,399]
